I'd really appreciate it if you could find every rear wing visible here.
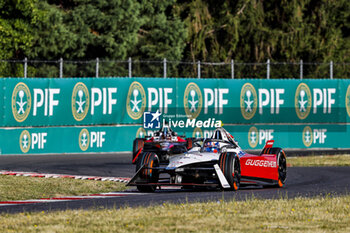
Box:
[260,140,274,155]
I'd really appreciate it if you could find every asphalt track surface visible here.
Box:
[0,153,349,214]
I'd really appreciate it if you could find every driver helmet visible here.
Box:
[205,141,219,152]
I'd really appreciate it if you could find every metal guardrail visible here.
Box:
[1,58,349,79]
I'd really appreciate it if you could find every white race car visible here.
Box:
[127,127,287,192]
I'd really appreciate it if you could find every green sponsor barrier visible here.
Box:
[1,77,350,154]
[0,125,144,154]
[0,124,348,155]
[3,77,350,126]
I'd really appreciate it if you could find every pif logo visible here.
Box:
[72,82,90,121]
[79,129,106,150]
[302,126,313,147]
[19,130,31,153]
[302,126,327,147]
[136,127,147,138]
[295,83,312,120]
[346,85,350,118]
[126,81,146,120]
[184,82,202,119]
[248,126,274,148]
[19,130,47,153]
[240,83,257,120]
[192,127,203,138]
[248,126,258,148]
[79,129,90,151]
[12,82,32,122]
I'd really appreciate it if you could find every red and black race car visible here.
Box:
[132,124,193,164]
[128,127,287,192]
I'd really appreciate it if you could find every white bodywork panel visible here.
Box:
[214,164,231,188]
[167,144,243,169]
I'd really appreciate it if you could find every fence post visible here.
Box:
[231,59,234,79]
[128,57,132,78]
[330,61,333,79]
[266,59,270,79]
[300,59,303,80]
[24,57,27,78]
[197,60,201,79]
[96,58,99,78]
[59,58,63,78]
[163,58,167,78]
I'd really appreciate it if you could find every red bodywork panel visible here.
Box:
[240,153,279,181]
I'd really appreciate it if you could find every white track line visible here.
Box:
[0,170,131,183]
[0,192,144,207]
[0,170,135,207]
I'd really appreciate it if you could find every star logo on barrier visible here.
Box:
[192,127,203,138]
[188,90,199,112]
[184,82,202,119]
[76,90,86,113]
[126,81,146,120]
[248,126,258,148]
[131,89,142,112]
[298,90,308,112]
[17,90,27,114]
[244,90,254,112]
[72,82,90,121]
[240,83,257,120]
[346,85,350,118]
[136,127,147,138]
[12,82,31,122]
[295,83,311,120]
[250,131,256,144]
[19,130,31,153]
[302,126,313,147]
[79,129,90,151]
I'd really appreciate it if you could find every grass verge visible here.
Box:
[0,195,349,232]
[288,154,350,167]
[0,176,126,201]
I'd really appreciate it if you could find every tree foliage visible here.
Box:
[0,0,349,77]
[0,0,42,76]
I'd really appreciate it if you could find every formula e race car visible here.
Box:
[127,127,287,192]
[132,124,194,164]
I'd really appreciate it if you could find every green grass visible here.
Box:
[0,195,350,232]
[0,176,126,201]
[288,154,350,167]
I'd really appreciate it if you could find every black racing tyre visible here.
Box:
[132,138,145,164]
[186,138,193,150]
[136,152,159,192]
[218,152,241,191]
[275,148,287,188]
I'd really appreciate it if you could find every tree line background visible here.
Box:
[0,0,349,78]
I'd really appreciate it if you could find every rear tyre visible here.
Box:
[132,138,144,164]
[276,149,287,187]
[261,147,287,188]
[136,152,159,192]
[218,152,241,191]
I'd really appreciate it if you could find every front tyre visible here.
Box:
[136,152,159,192]
[219,152,241,191]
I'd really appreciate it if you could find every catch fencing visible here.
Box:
[1,58,349,79]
